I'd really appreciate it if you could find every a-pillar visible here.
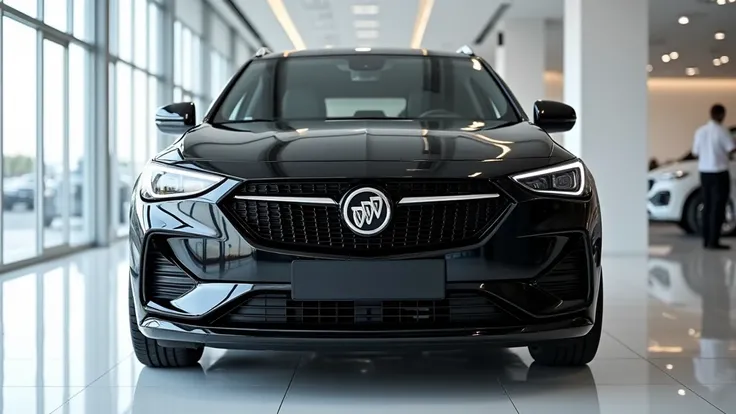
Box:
[494,18,546,117]
[563,0,649,254]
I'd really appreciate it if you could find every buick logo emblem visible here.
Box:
[341,187,392,236]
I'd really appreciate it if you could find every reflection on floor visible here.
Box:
[1,225,736,413]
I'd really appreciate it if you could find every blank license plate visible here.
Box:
[291,260,446,301]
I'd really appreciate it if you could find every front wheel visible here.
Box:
[128,286,203,368]
[684,192,736,237]
[528,278,603,367]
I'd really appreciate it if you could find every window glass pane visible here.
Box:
[69,44,90,246]
[173,86,182,102]
[73,0,90,40]
[4,0,37,18]
[118,0,132,61]
[148,3,160,74]
[173,21,182,86]
[133,69,147,176]
[133,0,147,68]
[181,27,192,91]
[149,76,161,155]
[45,0,68,31]
[192,35,201,95]
[116,63,132,233]
[2,18,38,263]
[43,40,66,249]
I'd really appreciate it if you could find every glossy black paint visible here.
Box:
[155,102,197,135]
[533,100,577,134]
[129,49,603,351]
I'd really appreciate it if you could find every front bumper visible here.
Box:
[129,172,603,349]
[647,176,696,222]
[139,315,594,351]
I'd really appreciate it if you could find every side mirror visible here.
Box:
[533,100,576,133]
[155,102,196,135]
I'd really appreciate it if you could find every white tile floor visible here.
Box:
[2,224,736,413]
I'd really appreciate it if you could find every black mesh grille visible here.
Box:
[144,241,196,302]
[535,236,589,302]
[217,290,519,330]
[226,179,510,256]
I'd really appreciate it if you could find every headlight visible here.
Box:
[511,160,586,196]
[140,163,224,201]
[657,170,689,180]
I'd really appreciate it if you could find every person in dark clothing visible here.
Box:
[692,104,734,249]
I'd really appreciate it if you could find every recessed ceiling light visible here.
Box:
[352,5,379,15]
[714,58,723,66]
[669,51,679,60]
[662,54,671,63]
[721,55,730,63]
[356,30,379,39]
[686,67,699,76]
[355,47,372,52]
[717,0,726,5]
[715,32,726,40]
[646,64,653,72]
[678,16,689,24]
[324,45,333,48]
[354,20,380,29]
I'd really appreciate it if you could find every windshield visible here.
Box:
[211,54,521,124]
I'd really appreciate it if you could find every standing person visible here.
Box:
[692,104,734,249]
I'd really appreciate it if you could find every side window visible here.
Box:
[213,61,270,122]
[467,78,505,120]
[229,77,263,120]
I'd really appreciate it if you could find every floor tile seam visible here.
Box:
[276,354,304,414]
[48,351,133,413]
[496,377,521,414]
[604,332,727,413]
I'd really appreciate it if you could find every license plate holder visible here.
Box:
[291,260,446,301]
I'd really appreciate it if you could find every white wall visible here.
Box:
[544,72,736,163]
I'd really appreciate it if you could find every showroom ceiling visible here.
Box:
[233,0,736,78]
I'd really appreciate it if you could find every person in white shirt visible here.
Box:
[692,104,734,249]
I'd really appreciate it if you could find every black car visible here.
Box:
[129,47,603,368]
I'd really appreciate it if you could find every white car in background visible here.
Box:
[648,126,736,236]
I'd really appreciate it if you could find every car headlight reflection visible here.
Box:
[140,162,224,201]
[511,160,586,196]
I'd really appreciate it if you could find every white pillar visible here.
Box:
[563,0,649,254]
[495,19,546,117]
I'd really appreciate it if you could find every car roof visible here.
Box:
[255,47,473,60]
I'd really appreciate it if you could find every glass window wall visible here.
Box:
[0,0,253,269]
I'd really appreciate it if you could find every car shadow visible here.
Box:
[130,347,600,413]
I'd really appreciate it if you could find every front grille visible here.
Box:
[216,290,519,330]
[225,179,510,256]
[144,241,196,302]
[535,236,589,302]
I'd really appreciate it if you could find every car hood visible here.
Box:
[648,160,698,178]
[170,120,575,180]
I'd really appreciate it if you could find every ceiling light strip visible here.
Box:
[267,0,307,50]
[410,0,435,48]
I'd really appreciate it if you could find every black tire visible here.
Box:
[128,286,203,368]
[684,191,736,237]
[528,278,603,367]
